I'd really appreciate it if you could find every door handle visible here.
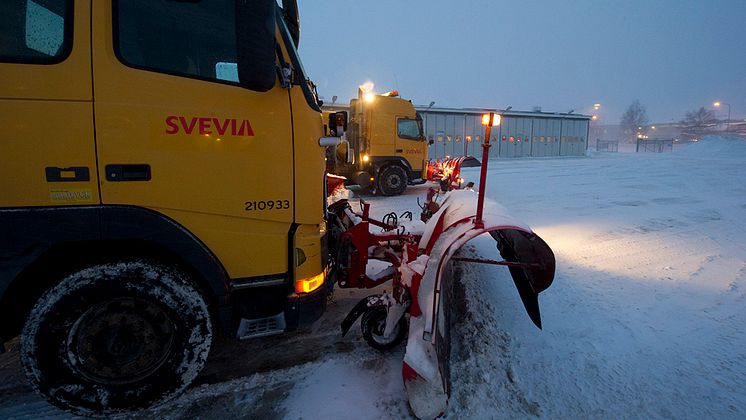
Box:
[106,164,151,181]
[45,166,90,182]
[395,149,403,153]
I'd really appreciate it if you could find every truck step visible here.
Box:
[236,313,286,340]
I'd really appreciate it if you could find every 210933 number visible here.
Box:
[244,200,290,211]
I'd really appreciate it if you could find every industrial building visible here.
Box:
[415,107,591,160]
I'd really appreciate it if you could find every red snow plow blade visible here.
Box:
[327,190,555,418]
[326,173,347,197]
[425,156,481,191]
[327,113,555,418]
[402,189,555,418]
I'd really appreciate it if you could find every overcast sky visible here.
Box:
[297,0,746,124]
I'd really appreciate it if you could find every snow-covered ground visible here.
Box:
[449,137,746,418]
[1,136,744,418]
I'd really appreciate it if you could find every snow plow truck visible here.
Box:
[0,1,555,418]
[324,88,430,196]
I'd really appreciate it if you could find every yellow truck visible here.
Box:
[325,89,430,195]
[0,0,332,414]
[0,2,560,418]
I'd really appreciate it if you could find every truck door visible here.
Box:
[0,0,99,208]
[91,1,294,279]
[396,116,427,173]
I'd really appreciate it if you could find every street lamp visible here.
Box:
[593,103,601,111]
[713,101,731,132]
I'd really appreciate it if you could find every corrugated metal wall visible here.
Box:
[559,119,587,156]
[423,112,589,160]
[532,118,562,157]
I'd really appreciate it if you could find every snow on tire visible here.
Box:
[20,260,212,416]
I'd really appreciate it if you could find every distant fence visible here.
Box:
[637,138,674,153]
[595,139,619,152]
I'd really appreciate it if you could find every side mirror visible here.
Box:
[282,0,300,47]
[319,137,342,147]
[236,0,276,92]
[429,139,434,145]
[334,112,348,131]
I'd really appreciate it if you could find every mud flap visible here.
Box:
[340,295,382,337]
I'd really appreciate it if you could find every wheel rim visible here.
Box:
[67,297,176,385]
[370,312,399,345]
[384,172,403,191]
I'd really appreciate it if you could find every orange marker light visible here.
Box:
[481,114,501,126]
[295,270,325,294]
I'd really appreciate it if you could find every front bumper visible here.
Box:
[283,273,331,331]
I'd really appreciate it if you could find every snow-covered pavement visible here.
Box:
[449,138,746,418]
[1,137,744,418]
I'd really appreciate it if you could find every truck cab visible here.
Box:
[0,0,328,413]
[326,90,429,195]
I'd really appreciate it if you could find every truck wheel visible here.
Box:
[377,165,408,196]
[361,307,407,351]
[20,261,212,415]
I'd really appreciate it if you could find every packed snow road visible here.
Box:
[450,138,746,418]
[0,137,744,418]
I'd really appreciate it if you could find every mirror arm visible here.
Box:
[277,63,292,89]
[319,137,342,147]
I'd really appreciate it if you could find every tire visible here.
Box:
[361,306,407,351]
[377,165,408,196]
[20,260,212,416]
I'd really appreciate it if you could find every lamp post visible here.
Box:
[475,113,501,228]
[590,115,600,145]
[713,101,731,132]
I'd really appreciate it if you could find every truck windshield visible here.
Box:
[398,118,424,140]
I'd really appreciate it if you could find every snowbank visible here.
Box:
[676,135,746,158]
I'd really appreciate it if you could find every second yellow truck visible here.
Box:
[325,88,430,195]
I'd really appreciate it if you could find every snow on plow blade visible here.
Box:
[403,190,555,418]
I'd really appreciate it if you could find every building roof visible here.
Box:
[322,103,592,121]
[414,105,592,120]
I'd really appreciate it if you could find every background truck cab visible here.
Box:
[326,89,429,195]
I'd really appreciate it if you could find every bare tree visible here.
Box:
[620,100,650,141]
[681,107,717,137]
